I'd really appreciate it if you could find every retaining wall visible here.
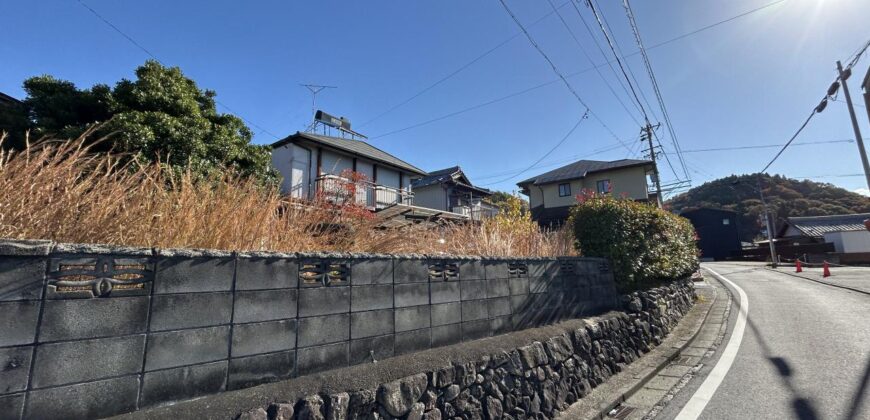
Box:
[0,240,617,420]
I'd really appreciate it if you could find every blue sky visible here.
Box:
[2,0,869,197]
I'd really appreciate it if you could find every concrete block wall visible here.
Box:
[0,240,617,420]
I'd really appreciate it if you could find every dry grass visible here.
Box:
[0,132,574,257]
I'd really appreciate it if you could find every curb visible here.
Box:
[764,268,870,297]
[587,275,724,420]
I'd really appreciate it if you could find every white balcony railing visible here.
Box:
[315,174,413,210]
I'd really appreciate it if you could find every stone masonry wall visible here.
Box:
[0,240,618,420]
[233,279,695,420]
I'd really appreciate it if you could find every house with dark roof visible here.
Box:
[517,159,655,226]
[271,131,426,210]
[411,166,498,220]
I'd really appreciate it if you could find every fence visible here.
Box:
[0,240,617,420]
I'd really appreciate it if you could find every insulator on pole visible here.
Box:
[815,99,828,113]
[827,81,840,96]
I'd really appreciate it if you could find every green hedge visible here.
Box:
[569,195,699,292]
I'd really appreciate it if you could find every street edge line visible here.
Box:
[591,277,720,420]
[674,266,749,420]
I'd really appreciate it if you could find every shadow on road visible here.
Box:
[844,351,870,420]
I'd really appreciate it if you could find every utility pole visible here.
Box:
[642,123,663,207]
[836,61,870,190]
[756,175,778,268]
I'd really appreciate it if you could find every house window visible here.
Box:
[596,179,610,194]
[558,183,571,197]
[723,218,730,225]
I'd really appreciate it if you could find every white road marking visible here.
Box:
[674,266,749,420]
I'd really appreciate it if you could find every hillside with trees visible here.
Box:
[666,174,870,241]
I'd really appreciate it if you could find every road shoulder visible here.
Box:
[559,275,722,419]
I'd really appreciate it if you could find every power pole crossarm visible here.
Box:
[836,61,870,190]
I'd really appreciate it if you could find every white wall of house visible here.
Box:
[823,230,870,253]
[414,185,447,211]
[272,144,313,198]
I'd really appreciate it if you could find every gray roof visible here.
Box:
[784,213,870,237]
[271,132,426,175]
[411,166,492,195]
[517,159,653,187]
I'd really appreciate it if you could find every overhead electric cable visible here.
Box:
[582,0,651,124]
[545,0,642,125]
[623,0,691,181]
[496,0,633,153]
[76,0,280,139]
[372,0,788,138]
[480,113,589,186]
[357,0,573,128]
[760,39,870,173]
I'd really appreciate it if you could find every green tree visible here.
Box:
[6,60,275,182]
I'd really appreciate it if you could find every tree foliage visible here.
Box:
[570,193,699,292]
[666,174,870,241]
[1,60,276,182]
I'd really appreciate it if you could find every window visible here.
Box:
[722,218,730,225]
[597,179,611,194]
[558,183,571,197]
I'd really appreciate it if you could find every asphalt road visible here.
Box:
[657,262,870,420]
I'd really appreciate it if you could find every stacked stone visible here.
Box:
[235,279,695,420]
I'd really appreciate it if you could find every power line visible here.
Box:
[371,0,786,139]
[495,0,634,154]
[673,139,856,153]
[546,0,642,125]
[76,0,281,140]
[480,112,589,186]
[474,137,852,183]
[623,0,691,181]
[760,39,870,173]
[357,0,573,129]
[583,0,651,124]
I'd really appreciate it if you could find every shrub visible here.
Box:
[569,191,698,292]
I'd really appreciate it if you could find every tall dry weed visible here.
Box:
[0,132,573,256]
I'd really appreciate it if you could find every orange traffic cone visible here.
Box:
[795,260,802,273]
[822,261,831,278]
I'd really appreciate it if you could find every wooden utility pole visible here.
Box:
[642,124,663,207]
[836,61,870,190]
[757,175,778,267]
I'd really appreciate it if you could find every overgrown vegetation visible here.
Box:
[570,192,698,292]
[0,133,572,257]
[667,174,870,241]
[0,60,276,182]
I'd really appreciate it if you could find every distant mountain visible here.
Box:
[666,174,870,242]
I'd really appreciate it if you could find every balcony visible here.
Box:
[315,174,413,210]
[452,199,499,221]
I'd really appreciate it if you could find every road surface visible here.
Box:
[657,262,870,420]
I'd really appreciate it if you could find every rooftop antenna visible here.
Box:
[300,83,336,119]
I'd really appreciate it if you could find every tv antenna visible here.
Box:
[300,83,337,117]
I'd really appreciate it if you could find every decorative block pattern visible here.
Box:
[46,256,153,298]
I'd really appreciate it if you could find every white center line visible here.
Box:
[674,266,749,420]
